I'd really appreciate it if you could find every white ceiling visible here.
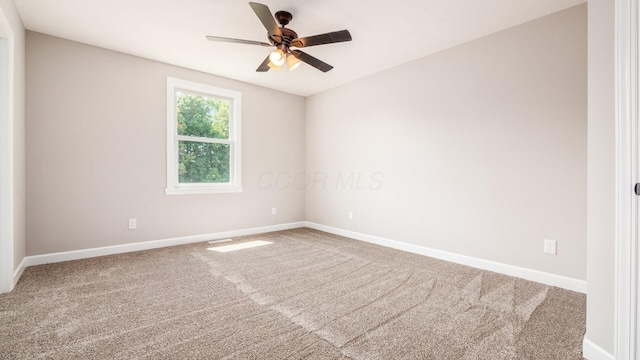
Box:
[14,0,585,97]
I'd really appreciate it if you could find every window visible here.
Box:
[166,78,241,194]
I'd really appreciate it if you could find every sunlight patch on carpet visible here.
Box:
[208,240,273,253]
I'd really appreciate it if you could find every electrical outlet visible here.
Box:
[348,211,353,220]
[544,239,557,255]
[272,207,277,215]
[128,218,137,230]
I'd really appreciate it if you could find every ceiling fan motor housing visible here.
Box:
[268,10,297,49]
[276,27,298,48]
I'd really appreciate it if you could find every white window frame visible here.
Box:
[166,77,242,195]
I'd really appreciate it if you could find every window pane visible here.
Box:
[176,91,229,140]
[178,141,230,183]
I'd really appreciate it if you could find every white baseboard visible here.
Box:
[24,222,305,268]
[13,257,25,286]
[19,221,586,294]
[304,222,587,293]
[582,336,614,360]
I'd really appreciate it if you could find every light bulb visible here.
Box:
[269,49,285,66]
[286,54,302,71]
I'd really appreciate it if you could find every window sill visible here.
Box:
[165,186,243,195]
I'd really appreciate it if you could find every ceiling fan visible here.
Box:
[206,2,352,72]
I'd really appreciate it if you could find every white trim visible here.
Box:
[23,222,305,267]
[0,7,14,294]
[584,336,615,360]
[12,256,24,286]
[615,0,638,359]
[165,77,242,195]
[20,221,585,294]
[304,222,587,293]
[165,186,243,195]
[176,135,233,144]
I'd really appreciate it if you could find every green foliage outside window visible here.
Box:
[176,92,231,183]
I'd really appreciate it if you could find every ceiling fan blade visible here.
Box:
[290,50,333,72]
[248,2,282,41]
[206,36,272,47]
[291,30,352,48]
[256,54,271,72]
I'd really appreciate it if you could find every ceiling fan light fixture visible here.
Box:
[269,49,285,66]
[267,61,282,71]
[286,54,302,71]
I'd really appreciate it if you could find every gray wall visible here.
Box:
[586,0,615,354]
[305,5,587,280]
[0,0,25,278]
[25,32,305,255]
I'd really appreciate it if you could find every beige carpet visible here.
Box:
[0,228,585,359]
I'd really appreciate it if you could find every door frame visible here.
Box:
[615,0,638,358]
[0,6,14,294]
